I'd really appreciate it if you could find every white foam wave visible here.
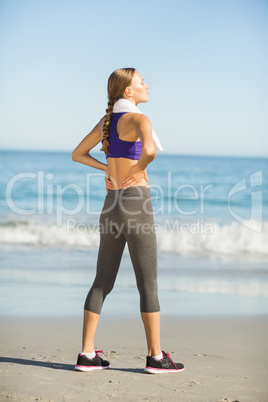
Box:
[0,219,100,248]
[0,218,267,257]
[156,220,268,256]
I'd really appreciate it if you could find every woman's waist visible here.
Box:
[107,159,147,188]
[106,184,151,198]
[110,180,150,191]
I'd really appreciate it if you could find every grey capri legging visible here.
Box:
[84,185,160,315]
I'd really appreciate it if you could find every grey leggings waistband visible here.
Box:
[106,185,151,197]
[84,185,160,314]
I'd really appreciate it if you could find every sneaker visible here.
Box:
[144,351,184,374]
[74,350,110,372]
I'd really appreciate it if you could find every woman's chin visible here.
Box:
[138,97,150,104]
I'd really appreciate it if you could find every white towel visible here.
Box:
[113,98,163,152]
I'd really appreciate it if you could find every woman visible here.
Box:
[72,68,184,374]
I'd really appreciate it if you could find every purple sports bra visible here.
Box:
[101,113,142,160]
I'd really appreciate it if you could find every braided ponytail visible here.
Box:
[99,99,116,155]
[100,68,136,155]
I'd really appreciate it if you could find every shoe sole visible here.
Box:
[74,364,110,372]
[144,367,184,374]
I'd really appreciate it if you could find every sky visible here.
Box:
[0,0,267,157]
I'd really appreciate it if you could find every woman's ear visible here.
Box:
[124,86,132,98]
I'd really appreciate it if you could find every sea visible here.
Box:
[0,149,267,318]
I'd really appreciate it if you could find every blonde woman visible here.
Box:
[72,68,184,374]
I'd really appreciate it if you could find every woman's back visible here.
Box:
[99,112,150,190]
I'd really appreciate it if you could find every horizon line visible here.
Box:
[0,148,267,160]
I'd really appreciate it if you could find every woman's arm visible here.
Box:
[72,120,108,172]
[119,115,156,188]
[136,114,156,169]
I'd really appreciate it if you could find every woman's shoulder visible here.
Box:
[132,114,152,132]
[119,114,152,138]
[123,113,151,126]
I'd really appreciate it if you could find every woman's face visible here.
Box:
[129,70,149,105]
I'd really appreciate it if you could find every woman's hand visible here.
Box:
[119,163,148,189]
[105,169,113,193]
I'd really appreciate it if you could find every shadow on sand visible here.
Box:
[0,356,145,374]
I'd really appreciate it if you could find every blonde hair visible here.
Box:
[100,68,136,155]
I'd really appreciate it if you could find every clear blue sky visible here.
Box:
[0,0,267,157]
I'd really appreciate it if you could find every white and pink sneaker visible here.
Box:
[144,351,184,374]
[74,350,110,372]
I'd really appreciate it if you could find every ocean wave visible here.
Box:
[0,216,267,257]
[156,220,268,256]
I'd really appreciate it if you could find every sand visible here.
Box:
[0,314,267,402]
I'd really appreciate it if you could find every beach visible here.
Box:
[1,150,268,401]
[0,314,267,401]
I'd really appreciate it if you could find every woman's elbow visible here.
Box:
[72,150,81,162]
[145,147,156,161]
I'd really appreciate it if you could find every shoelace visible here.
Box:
[165,352,178,369]
[95,350,105,357]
